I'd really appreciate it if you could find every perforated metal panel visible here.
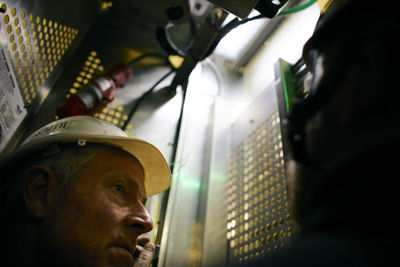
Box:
[0,0,97,155]
[95,99,132,134]
[59,50,130,132]
[226,83,296,265]
[67,50,104,96]
[62,50,126,127]
[58,49,151,137]
[0,1,79,105]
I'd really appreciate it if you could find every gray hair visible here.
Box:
[40,147,98,188]
[3,143,136,210]
[34,143,140,187]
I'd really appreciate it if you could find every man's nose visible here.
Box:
[125,203,153,234]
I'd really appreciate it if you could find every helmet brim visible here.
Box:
[1,134,171,197]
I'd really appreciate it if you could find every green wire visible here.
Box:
[278,0,317,15]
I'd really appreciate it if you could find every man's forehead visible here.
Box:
[92,150,144,174]
[89,150,146,191]
[77,145,144,171]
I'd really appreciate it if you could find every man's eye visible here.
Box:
[113,185,126,193]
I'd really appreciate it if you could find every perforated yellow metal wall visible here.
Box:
[62,50,134,135]
[227,111,294,264]
[67,50,104,96]
[0,1,78,106]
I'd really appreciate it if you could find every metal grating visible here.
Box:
[226,110,294,264]
[60,50,134,135]
[66,50,104,96]
[95,100,132,134]
[0,1,78,106]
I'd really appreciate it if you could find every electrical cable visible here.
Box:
[278,0,317,15]
[202,14,264,59]
[121,68,176,131]
[169,80,188,171]
[202,0,317,59]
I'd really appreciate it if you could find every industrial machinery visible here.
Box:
[0,0,326,266]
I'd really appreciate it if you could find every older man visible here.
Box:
[0,115,171,267]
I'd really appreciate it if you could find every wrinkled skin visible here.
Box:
[37,151,154,267]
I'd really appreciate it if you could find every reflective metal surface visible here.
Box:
[0,0,99,155]
[159,62,219,267]
[0,1,320,266]
[226,85,294,263]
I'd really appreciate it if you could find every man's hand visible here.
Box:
[133,236,155,267]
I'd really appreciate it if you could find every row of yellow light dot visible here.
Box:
[234,114,281,153]
[69,51,133,133]
[95,101,130,129]
[230,141,283,176]
[227,215,291,243]
[227,127,287,219]
[226,200,291,245]
[228,120,282,187]
[229,221,293,260]
[229,156,282,182]
[100,104,136,136]
[95,101,135,136]
[227,163,285,194]
[234,237,290,262]
[227,210,291,241]
[226,112,293,263]
[227,176,286,211]
[230,116,281,167]
[231,226,292,251]
[68,51,104,96]
[227,128,285,212]
[238,132,282,160]
[227,188,289,222]
[1,2,78,104]
[227,154,285,201]
[228,209,290,233]
[227,114,282,182]
[227,197,291,255]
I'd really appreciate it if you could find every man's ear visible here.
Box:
[22,165,57,220]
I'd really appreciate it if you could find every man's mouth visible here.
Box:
[113,244,134,255]
[107,244,135,266]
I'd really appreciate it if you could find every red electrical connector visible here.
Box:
[56,63,133,118]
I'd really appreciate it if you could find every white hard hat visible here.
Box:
[6,115,171,197]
